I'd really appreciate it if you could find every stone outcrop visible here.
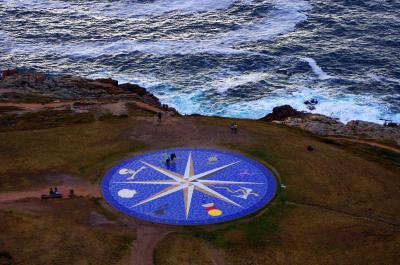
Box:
[0,72,159,103]
[0,70,178,117]
[261,105,308,121]
[262,105,400,145]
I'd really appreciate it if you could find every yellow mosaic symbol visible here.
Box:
[202,203,222,217]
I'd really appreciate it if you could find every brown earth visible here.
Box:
[0,110,399,265]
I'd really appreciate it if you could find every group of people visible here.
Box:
[156,104,171,124]
[162,104,169,111]
[49,187,61,195]
[44,187,76,199]
[230,122,239,134]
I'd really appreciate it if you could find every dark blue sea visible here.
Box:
[1,0,399,123]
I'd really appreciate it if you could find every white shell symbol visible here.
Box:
[118,189,137,198]
[119,168,132,175]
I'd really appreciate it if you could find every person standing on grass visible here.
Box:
[157,112,162,124]
[233,122,238,134]
[230,123,234,133]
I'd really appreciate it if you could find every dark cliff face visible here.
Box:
[0,70,179,132]
[0,71,162,108]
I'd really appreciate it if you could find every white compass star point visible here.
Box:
[123,153,259,219]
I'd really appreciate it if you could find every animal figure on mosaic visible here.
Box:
[119,166,147,180]
[212,186,259,199]
[153,204,169,216]
[207,155,218,165]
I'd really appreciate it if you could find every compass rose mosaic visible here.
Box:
[101,148,277,225]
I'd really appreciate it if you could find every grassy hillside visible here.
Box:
[0,111,399,265]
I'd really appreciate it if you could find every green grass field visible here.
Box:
[0,111,399,265]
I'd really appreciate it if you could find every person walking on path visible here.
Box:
[230,123,234,134]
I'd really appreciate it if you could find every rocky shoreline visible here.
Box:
[261,105,400,145]
[1,70,399,145]
[0,70,178,118]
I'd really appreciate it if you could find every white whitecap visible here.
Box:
[118,189,137,198]
[367,73,400,84]
[209,87,399,124]
[301,57,333,80]
[212,72,271,93]
[4,0,311,58]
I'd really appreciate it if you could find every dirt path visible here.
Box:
[0,175,100,208]
[0,101,75,110]
[326,136,400,154]
[128,224,175,265]
[0,173,174,265]
[134,101,162,113]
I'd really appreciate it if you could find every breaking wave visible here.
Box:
[1,0,399,123]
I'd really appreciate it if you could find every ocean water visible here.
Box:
[0,0,399,123]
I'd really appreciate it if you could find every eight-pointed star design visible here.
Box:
[115,152,264,219]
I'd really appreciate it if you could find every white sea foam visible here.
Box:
[166,87,399,124]
[59,39,252,58]
[0,30,14,53]
[4,0,311,58]
[212,72,271,93]
[301,57,333,80]
[4,0,238,18]
[225,0,311,44]
[73,0,309,56]
[367,73,383,82]
[367,73,400,84]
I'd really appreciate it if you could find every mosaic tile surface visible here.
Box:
[101,148,277,225]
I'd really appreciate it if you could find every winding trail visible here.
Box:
[0,176,175,265]
[128,224,175,265]
[0,175,100,208]
[0,101,74,110]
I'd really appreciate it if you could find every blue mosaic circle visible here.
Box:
[101,148,277,225]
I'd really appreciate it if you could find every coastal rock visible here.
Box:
[0,70,179,120]
[95,78,119,87]
[0,71,158,104]
[118,83,147,96]
[261,105,307,121]
[263,105,400,145]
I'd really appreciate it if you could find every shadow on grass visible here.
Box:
[185,202,288,249]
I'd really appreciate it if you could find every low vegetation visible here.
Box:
[0,109,399,265]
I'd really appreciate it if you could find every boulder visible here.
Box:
[261,105,307,121]
[261,105,400,145]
